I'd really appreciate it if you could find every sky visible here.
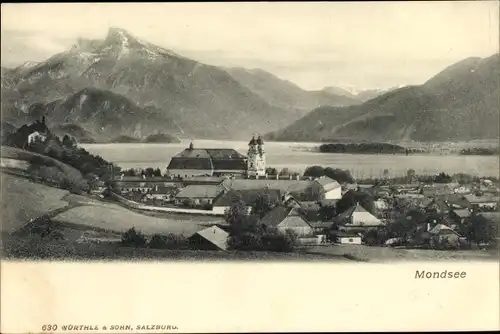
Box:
[1,2,498,91]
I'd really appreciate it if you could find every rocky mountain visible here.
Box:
[225,67,360,113]
[1,27,307,140]
[266,54,500,142]
[21,87,181,142]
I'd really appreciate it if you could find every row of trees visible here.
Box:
[303,166,355,184]
[121,167,163,177]
[460,147,499,156]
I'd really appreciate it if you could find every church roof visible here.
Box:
[167,148,247,171]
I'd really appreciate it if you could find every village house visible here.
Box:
[421,183,460,197]
[330,231,362,245]
[428,224,460,248]
[333,203,385,231]
[373,198,390,211]
[463,194,498,210]
[188,225,229,251]
[221,178,324,201]
[211,188,282,215]
[144,185,178,202]
[259,206,313,237]
[27,131,48,145]
[449,209,472,225]
[174,184,227,206]
[314,176,342,200]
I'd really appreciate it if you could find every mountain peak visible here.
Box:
[105,27,137,44]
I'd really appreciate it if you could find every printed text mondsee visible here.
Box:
[415,270,467,279]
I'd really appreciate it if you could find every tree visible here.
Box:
[144,167,155,178]
[406,169,416,183]
[252,192,278,218]
[62,134,76,149]
[265,167,278,176]
[153,168,162,177]
[121,227,147,247]
[279,168,289,176]
[318,204,336,221]
[336,190,375,215]
[324,167,354,184]
[304,165,325,178]
[470,214,498,246]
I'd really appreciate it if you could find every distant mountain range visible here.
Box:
[2,27,498,143]
[225,67,361,112]
[266,54,500,142]
[3,27,344,141]
[322,85,404,103]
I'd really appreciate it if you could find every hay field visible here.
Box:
[53,202,222,237]
[1,172,70,233]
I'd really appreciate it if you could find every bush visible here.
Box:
[262,229,298,253]
[121,227,147,247]
[149,233,187,249]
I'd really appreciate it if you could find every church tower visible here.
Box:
[247,134,266,178]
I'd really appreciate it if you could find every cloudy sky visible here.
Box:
[1,2,498,91]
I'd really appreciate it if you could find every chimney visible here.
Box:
[427,222,431,232]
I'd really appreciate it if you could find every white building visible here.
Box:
[314,176,342,200]
[27,131,47,145]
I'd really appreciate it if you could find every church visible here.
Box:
[166,135,266,178]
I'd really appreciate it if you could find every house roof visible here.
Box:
[259,206,310,228]
[167,148,247,171]
[213,189,282,207]
[192,225,229,250]
[429,224,460,236]
[222,179,313,193]
[464,194,499,204]
[314,176,341,192]
[309,221,334,229]
[452,209,471,218]
[335,203,383,226]
[175,184,225,199]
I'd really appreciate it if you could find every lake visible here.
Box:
[81,140,499,178]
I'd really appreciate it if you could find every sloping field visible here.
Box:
[304,244,498,262]
[52,203,222,236]
[1,172,70,232]
[1,146,84,183]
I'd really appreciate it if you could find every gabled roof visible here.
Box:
[213,189,282,207]
[429,224,460,236]
[175,184,225,198]
[334,203,383,226]
[192,225,229,250]
[452,209,471,219]
[259,206,309,228]
[314,176,341,192]
[464,194,499,204]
